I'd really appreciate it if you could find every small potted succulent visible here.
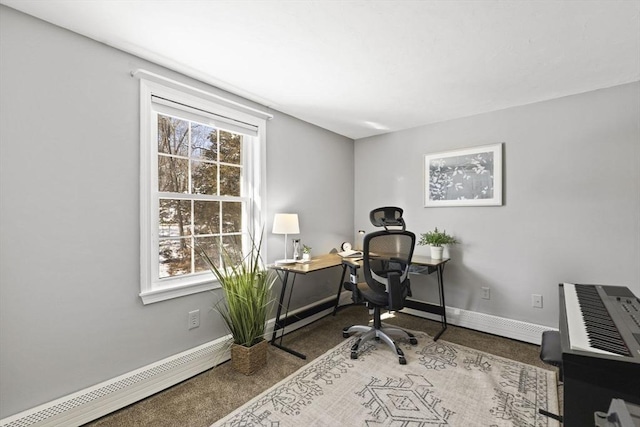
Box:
[302,244,312,261]
[418,227,459,260]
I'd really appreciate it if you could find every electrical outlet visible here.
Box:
[532,294,543,308]
[481,287,490,300]
[188,310,200,329]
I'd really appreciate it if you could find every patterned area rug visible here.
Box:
[212,332,559,426]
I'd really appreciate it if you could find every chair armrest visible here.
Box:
[387,271,404,311]
[344,281,363,304]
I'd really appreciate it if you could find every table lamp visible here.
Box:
[272,213,300,264]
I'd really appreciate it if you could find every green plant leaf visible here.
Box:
[418,227,459,247]
[196,231,275,347]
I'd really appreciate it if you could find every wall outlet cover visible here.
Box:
[188,309,200,329]
[532,294,543,308]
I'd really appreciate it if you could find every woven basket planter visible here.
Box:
[230,339,268,375]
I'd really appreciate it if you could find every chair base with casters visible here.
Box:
[342,270,418,365]
[343,306,417,364]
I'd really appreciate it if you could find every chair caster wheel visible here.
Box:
[399,356,407,365]
[351,351,358,360]
[343,332,350,338]
[409,338,418,345]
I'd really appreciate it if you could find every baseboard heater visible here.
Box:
[0,336,234,427]
[0,295,338,427]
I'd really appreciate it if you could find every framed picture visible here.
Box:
[424,143,503,207]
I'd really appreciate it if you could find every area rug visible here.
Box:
[212,332,559,426]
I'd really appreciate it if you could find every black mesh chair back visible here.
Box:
[362,230,415,311]
[369,206,406,231]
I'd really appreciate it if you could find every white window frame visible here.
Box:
[137,74,268,304]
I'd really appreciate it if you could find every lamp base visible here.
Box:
[275,258,297,265]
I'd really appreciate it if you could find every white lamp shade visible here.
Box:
[272,213,300,234]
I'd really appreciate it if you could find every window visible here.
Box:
[137,74,269,304]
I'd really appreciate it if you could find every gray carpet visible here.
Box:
[84,306,559,427]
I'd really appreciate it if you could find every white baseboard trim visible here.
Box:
[400,305,555,345]
[335,291,553,344]
[0,295,338,427]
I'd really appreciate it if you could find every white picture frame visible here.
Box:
[424,143,503,207]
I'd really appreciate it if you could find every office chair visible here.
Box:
[342,229,417,364]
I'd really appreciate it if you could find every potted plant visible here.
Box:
[302,244,312,261]
[197,234,275,375]
[418,227,459,260]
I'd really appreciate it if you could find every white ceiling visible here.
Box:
[2,0,639,139]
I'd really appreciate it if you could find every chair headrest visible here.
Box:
[369,206,405,230]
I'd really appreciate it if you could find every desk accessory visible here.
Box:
[418,227,458,260]
[302,244,312,261]
[337,248,363,258]
[272,213,300,264]
[293,239,301,260]
[356,230,366,250]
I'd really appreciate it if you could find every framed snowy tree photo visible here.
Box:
[424,143,503,207]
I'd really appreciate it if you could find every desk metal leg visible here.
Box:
[270,270,288,344]
[271,270,306,359]
[432,264,448,341]
[332,265,348,316]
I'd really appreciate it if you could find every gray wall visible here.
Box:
[0,6,353,418]
[3,3,639,420]
[354,82,640,328]
[266,112,356,307]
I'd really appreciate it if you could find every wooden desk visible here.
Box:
[335,255,451,341]
[270,253,451,359]
[269,254,346,359]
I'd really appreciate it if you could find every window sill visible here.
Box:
[140,276,220,304]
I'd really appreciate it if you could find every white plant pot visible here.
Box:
[430,246,444,260]
[302,253,311,261]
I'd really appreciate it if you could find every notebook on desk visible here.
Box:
[337,249,363,258]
